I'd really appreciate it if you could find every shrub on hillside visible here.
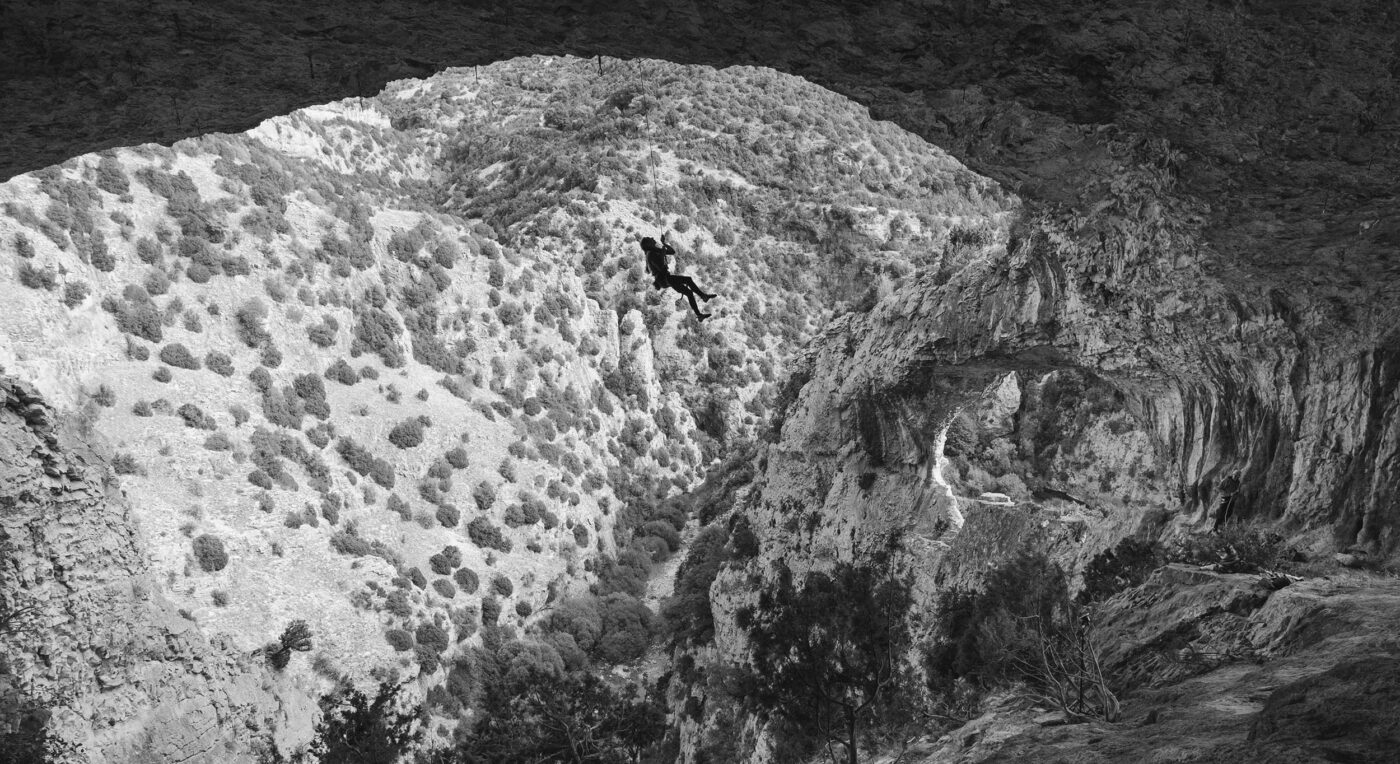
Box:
[18,261,58,291]
[144,269,171,296]
[90,384,116,408]
[388,229,425,262]
[351,302,406,367]
[186,262,215,284]
[235,298,271,348]
[385,590,413,618]
[491,574,514,597]
[388,417,428,449]
[427,460,453,481]
[593,593,656,665]
[112,452,142,475]
[294,374,330,420]
[192,534,229,572]
[436,503,461,528]
[454,567,479,594]
[105,292,163,343]
[416,622,449,656]
[467,517,512,553]
[62,280,90,308]
[260,387,303,429]
[204,351,234,377]
[641,521,682,553]
[14,231,35,258]
[592,550,652,599]
[132,400,153,417]
[203,432,233,451]
[248,366,273,393]
[324,358,358,385]
[387,493,411,521]
[95,155,130,195]
[473,481,497,511]
[330,529,373,557]
[306,423,333,449]
[445,446,470,470]
[335,437,396,489]
[176,403,216,430]
[433,579,457,599]
[307,317,339,348]
[88,240,116,272]
[429,546,463,575]
[1079,537,1165,603]
[316,233,375,272]
[159,343,200,370]
[385,629,414,652]
[481,597,502,626]
[229,403,250,426]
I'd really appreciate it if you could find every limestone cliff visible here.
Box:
[0,377,305,762]
[686,120,1400,759]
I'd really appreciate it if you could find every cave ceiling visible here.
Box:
[1,0,1397,295]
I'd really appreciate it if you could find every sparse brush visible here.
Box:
[264,619,313,670]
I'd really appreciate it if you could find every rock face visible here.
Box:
[0,377,294,762]
[913,569,1400,764]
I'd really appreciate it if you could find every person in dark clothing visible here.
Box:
[1212,471,1241,530]
[641,233,717,320]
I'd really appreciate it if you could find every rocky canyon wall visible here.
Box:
[0,377,304,762]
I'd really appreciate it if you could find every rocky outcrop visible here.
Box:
[0,377,299,762]
[912,569,1400,763]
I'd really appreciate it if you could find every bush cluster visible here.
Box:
[308,316,339,348]
[112,452,142,474]
[352,298,406,367]
[192,534,229,572]
[467,517,512,553]
[177,403,217,430]
[433,579,457,599]
[429,546,463,575]
[203,351,234,377]
[436,503,462,528]
[235,299,272,348]
[103,287,163,343]
[388,416,429,449]
[454,567,479,593]
[62,281,90,308]
[325,358,358,385]
[159,343,200,370]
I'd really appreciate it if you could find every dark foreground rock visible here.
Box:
[914,570,1400,764]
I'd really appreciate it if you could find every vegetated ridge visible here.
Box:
[0,55,1009,760]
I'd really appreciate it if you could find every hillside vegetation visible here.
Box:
[0,55,1009,757]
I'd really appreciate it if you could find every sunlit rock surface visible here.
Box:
[0,378,304,762]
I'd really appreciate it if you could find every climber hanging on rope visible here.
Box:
[641,233,717,321]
